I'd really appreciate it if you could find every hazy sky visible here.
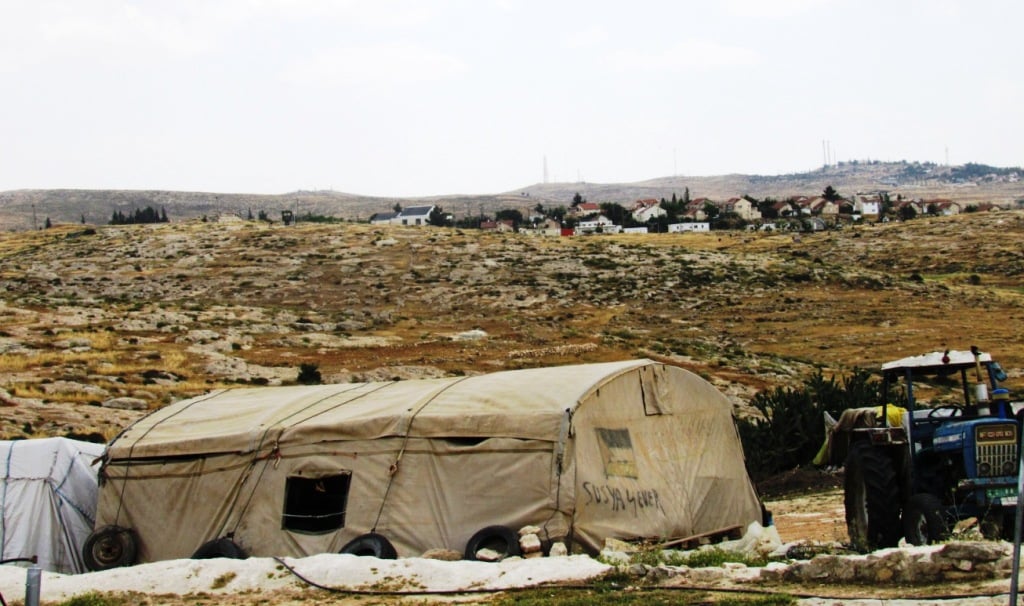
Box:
[2,0,1021,197]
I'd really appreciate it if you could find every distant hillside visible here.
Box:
[1,161,1021,230]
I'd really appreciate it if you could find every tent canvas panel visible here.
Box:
[569,364,761,550]
[373,438,561,556]
[97,455,252,563]
[99,436,563,560]
[1,438,105,574]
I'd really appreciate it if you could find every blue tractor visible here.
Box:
[827,347,1017,552]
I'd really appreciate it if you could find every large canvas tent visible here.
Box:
[92,359,761,565]
[0,438,105,573]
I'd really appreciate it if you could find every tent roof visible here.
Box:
[108,359,653,460]
[881,349,992,374]
[0,437,105,482]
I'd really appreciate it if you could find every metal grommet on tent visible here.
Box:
[339,533,397,559]
[191,537,248,560]
[464,525,521,561]
[83,525,138,571]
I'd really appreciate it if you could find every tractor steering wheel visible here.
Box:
[927,405,963,418]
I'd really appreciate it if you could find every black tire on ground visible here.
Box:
[191,537,248,560]
[83,525,139,571]
[902,493,949,546]
[844,441,901,552]
[464,525,521,561]
[339,533,398,559]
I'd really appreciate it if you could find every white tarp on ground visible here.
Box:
[0,438,105,573]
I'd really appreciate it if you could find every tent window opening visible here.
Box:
[282,473,351,534]
[595,428,638,478]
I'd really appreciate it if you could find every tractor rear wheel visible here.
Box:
[845,441,901,552]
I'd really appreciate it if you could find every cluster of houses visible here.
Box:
[370,192,999,236]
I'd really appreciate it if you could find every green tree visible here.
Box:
[823,185,840,202]
[572,192,584,206]
[898,204,917,221]
[714,212,746,230]
[683,187,691,204]
[599,202,629,226]
[702,201,720,223]
[454,215,484,229]
[495,208,524,228]
[428,206,449,226]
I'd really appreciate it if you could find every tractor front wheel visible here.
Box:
[902,493,949,545]
[845,441,901,552]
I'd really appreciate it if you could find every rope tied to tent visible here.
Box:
[222,382,394,539]
[110,390,228,527]
[371,376,471,533]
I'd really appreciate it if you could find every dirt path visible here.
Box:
[766,488,848,544]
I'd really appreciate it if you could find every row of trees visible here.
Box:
[110,206,169,225]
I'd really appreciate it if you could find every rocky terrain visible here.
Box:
[1,209,1023,443]
[2,210,1024,604]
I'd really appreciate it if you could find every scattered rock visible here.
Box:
[40,381,110,399]
[102,397,149,411]
[473,548,502,562]
[519,533,542,554]
[176,329,222,344]
[0,389,22,407]
[935,540,1009,563]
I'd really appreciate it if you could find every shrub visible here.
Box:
[297,363,322,385]
[737,369,879,480]
[60,593,126,606]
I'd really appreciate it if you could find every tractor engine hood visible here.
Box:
[932,416,1017,453]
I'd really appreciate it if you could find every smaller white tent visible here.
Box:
[0,438,105,573]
